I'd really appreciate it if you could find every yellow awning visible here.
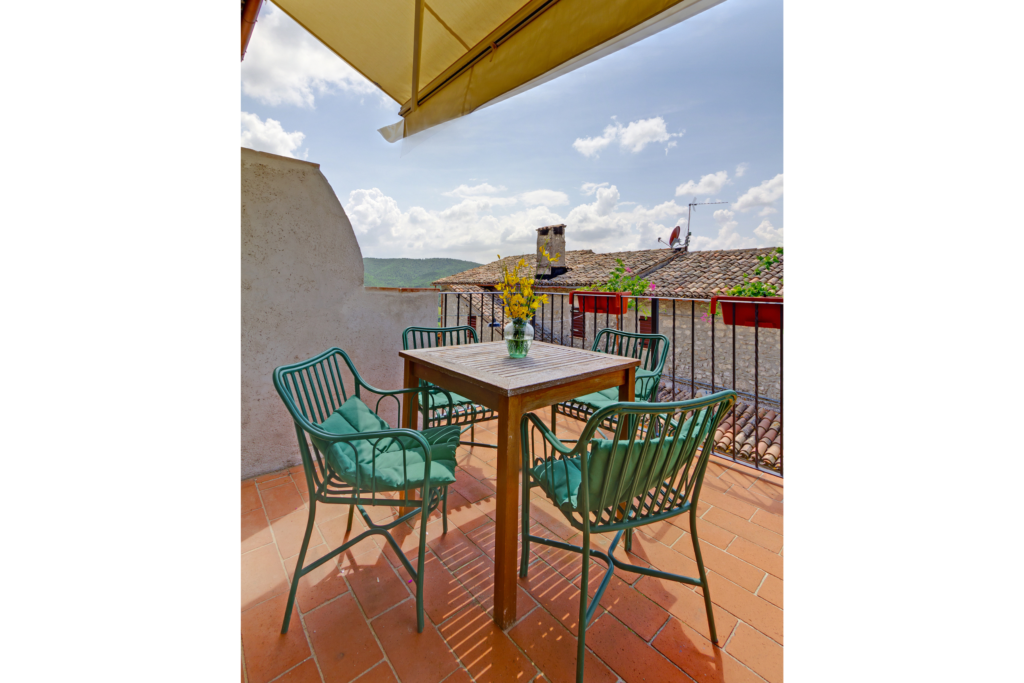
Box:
[271,0,726,141]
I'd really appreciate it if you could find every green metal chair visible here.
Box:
[552,328,670,436]
[520,390,738,683]
[402,325,498,449]
[273,347,461,634]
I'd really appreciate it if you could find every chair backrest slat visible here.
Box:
[590,328,670,400]
[560,390,735,531]
[402,325,479,350]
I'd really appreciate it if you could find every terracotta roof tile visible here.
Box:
[434,247,782,299]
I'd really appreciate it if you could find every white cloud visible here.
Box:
[735,173,784,212]
[689,208,758,251]
[572,124,618,158]
[758,207,777,217]
[735,162,749,178]
[572,117,683,158]
[443,183,507,198]
[241,111,306,157]
[754,219,784,246]
[581,182,609,195]
[519,190,569,207]
[675,171,730,197]
[346,188,401,235]
[241,3,383,108]
[666,140,678,155]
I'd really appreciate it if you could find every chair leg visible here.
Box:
[471,422,475,443]
[282,499,317,634]
[576,525,590,683]
[416,494,430,634]
[442,486,449,535]
[346,504,355,533]
[520,465,531,578]
[624,527,634,553]
[690,506,718,644]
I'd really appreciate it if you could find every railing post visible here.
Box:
[651,298,659,334]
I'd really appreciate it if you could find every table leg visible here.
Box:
[493,394,523,629]
[402,359,417,430]
[619,366,636,402]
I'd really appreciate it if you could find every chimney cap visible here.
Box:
[536,224,566,233]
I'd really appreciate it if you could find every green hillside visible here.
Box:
[364,257,482,288]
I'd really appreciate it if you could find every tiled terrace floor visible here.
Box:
[242,414,783,683]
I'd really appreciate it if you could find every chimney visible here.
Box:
[536,224,567,279]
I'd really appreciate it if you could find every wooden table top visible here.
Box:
[399,341,640,397]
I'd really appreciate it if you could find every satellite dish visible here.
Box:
[669,225,681,248]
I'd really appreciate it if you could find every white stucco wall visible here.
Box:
[241,148,437,479]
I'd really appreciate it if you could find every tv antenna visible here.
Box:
[680,199,729,251]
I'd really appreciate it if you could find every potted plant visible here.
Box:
[495,243,558,358]
[571,259,658,320]
[709,247,783,329]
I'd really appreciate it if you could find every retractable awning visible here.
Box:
[270,0,727,141]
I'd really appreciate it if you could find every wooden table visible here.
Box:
[399,341,640,629]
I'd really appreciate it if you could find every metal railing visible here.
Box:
[438,290,783,477]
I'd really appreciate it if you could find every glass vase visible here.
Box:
[504,319,534,358]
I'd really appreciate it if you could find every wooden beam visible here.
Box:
[410,0,425,111]
[241,0,264,62]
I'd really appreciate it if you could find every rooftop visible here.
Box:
[242,414,784,683]
[433,247,783,299]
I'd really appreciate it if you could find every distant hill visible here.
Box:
[364,257,482,288]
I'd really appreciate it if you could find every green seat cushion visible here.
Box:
[310,397,459,492]
[418,388,475,410]
[531,410,710,513]
[568,369,660,410]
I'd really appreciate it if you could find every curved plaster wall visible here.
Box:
[241,148,437,479]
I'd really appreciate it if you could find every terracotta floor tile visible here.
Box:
[622,530,700,580]
[416,551,477,626]
[700,488,758,521]
[527,498,577,541]
[292,474,312,502]
[508,608,617,683]
[750,509,782,535]
[725,538,782,580]
[671,532,765,592]
[274,659,323,683]
[725,623,782,683]
[427,525,485,573]
[458,455,499,483]
[517,558,596,636]
[318,506,373,549]
[721,487,782,517]
[464,520,538,566]
[756,574,782,609]
[444,491,497,533]
[240,594,311,683]
[636,519,684,546]
[663,516,736,551]
[257,470,292,485]
[746,478,782,502]
[243,509,273,554]
[344,546,411,619]
[263,482,306,521]
[284,543,350,614]
[652,618,764,683]
[634,576,737,645]
[243,544,289,611]
[275,507,327,560]
[352,662,398,683]
[716,469,760,492]
[437,670,473,683]
[528,531,602,584]
[371,600,460,683]
[585,612,687,683]
[438,604,537,683]
[452,554,536,621]
[244,485,264,514]
[305,593,384,683]
[702,508,782,554]
[452,473,496,504]
[576,571,669,642]
[699,572,782,645]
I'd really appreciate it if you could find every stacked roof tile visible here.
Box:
[645,247,783,298]
[432,249,678,288]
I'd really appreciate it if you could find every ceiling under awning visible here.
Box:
[271,0,727,141]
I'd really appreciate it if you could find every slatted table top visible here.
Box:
[399,341,639,397]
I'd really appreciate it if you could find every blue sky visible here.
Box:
[241,0,783,263]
